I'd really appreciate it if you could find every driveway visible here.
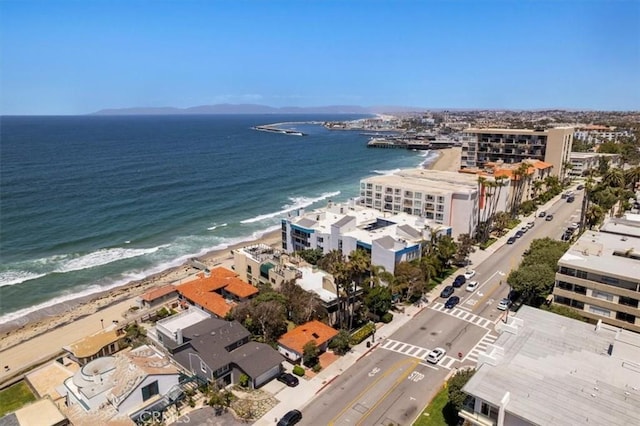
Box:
[169,407,250,426]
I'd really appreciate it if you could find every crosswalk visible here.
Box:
[430,302,494,329]
[464,331,499,363]
[379,339,458,369]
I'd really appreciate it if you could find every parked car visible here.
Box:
[569,223,579,231]
[445,295,460,309]
[567,196,575,203]
[520,227,528,234]
[538,211,546,218]
[440,285,455,298]
[277,372,299,387]
[526,221,535,229]
[463,269,476,280]
[466,281,479,292]
[497,298,512,311]
[452,275,466,288]
[426,347,447,364]
[278,410,302,426]
[545,214,554,221]
[515,230,524,238]
[507,236,517,244]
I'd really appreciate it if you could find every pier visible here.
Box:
[252,125,307,136]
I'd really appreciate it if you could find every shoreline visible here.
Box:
[0,147,461,360]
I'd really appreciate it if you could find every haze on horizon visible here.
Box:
[1,0,638,115]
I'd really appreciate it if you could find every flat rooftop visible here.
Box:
[297,266,337,303]
[559,220,640,280]
[156,306,210,335]
[362,169,477,194]
[463,306,640,425]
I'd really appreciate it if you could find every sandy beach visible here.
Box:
[0,147,461,385]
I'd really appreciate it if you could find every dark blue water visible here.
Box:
[0,115,435,322]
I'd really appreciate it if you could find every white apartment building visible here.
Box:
[359,169,479,238]
[569,152,624,178]
[460,306,640,426]
[281,200,450,274]
[553,214,640,333]
[574,125,632,143]
[461,127,574,178]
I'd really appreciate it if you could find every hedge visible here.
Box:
[350,322,376,345]
[292,365,305,376]
[381,312,393,323]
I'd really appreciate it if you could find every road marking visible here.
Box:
[407,371,425,382]
[430,303,493,329]
[368,367,381,377]
[419,362,439,370]
[380,339,457,370]
[463,330,499,363]
[328,358,418,426]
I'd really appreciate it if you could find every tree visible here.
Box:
[280,280,327,324]
[453,233,476,267]
[602,168,625,188]
[507,263,556,306]
[302,340,320,367]
[597,156,611,176]
[392,261,423,301]
[364,285,392,317]
[447,369,476,412]
[625,166,640,190]
[230,294,288,344]
[585,204,605,229]
[510,163,532,217]
[328,329,351,355]
[295,248,324,265]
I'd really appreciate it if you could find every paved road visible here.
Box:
[301,187,585,425]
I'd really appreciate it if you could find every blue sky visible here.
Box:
[1,0,638,114]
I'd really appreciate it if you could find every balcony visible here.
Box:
[459,408,496,426]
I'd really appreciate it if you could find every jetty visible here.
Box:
[252,125,307,136]
[367,136,458,150]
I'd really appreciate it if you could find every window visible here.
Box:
[436,213,444,221]
[415,192,422,199]
[141,381,159,401]
[592,290,613,301]
[437,196,445,203]
[589,305,611,317]
[559,266,576,276]
[375,185,382,191]
[616,311,636,324]
[574,285,587,295]
[576,269,588,279]
[619,296,639,308]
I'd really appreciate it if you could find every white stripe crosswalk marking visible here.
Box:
[380,339,455,370]
[429,303,493,330]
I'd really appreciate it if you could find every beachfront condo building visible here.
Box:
[553,214,640,334]
[359,169,479,238]
[459,306,640,426]
[461,127,574,179]
[281,200,450,274]
[569,152,623,178]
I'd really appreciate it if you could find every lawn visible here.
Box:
[413,386,459,426]
[0,381,37,417]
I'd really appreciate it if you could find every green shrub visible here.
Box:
[350,322,376,345]
[312,363,322,373]
[380,312,393,323]
[239,373,249,387]
[292,365,305,376]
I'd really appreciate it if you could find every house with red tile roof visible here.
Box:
[277,320,338,365]
[137,284,178,310]
[176,267,258,318]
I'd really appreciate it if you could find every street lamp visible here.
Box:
[100,318,104,329]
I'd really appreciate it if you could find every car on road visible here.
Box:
[440,285,455,298]
[497,298,512,311]
[567,196,575,203]
[277,409,302,426]
[545,214,554,221]
[463,269,476,280]
[277,372,299,387]
[426,347,447,364]
[515,230,524,238]
[466,281,479,292]
[538,211,546,217]
[507,236,517,244]
[526,221,535,229]
[444,295,460,309]
[452,274,466,288]
[520,227,528,234]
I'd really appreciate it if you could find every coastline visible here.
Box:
[0,147,461,385]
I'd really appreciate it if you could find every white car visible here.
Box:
[466,281,479,292]
[463,269,476,280]
[427,347,447,364]
[497,298,512,311]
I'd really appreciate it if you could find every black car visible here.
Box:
[538,211,546,218]
[277,372,299,387]
[567,196,575,203]
[278,409,302,426]
[452,274,466,288]
[515,230,524,238]
[507,236,517,244]
[440,285,455,298]
[444,295,460,309]
[545,214,554,221]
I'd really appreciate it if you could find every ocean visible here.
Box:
[0,114,437,324]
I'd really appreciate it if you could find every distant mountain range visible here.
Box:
[91,104,429,115]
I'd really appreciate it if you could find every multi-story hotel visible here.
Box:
[281,200,449,274]
[359,169,480,238]
[553,214,640,333]
[461,127,574,178]
[459,306,640,426]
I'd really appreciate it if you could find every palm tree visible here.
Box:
[624,166,640,190]
[585,204,604,229]
[602,168,625,188]
[419,254,439,287]
[532,179,544,200]
[510,163,532,217]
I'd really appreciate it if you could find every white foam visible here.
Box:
[0,271,47,288]
[54,245,170,273]
[207,223,228,231]
[240,191,340,224]
[372,168,401,175]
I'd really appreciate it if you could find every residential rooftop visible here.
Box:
[363,168,478,193]
[278,320,338,354]
[463,306,640,426]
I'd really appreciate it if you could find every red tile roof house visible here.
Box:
[277,320,338,365]
[176,267,258,318]
[136,284,178,310]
